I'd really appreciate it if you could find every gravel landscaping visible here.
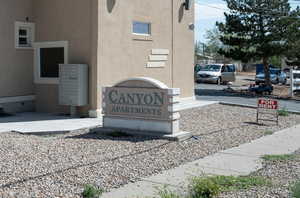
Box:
[220,150,300,198]
[0,104,300,197]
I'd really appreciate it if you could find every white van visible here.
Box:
[196,64,236,84]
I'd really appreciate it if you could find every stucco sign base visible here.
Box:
[103,117,178,134]
[93,127,192,141]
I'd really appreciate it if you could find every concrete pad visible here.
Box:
[102,124,300,198]
[0,99,216,135]
[0,112,102,134]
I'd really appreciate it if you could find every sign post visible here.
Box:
[257,98,279,125]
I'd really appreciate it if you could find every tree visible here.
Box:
[194,41,203,55]
[284,7,300,66]
[217,0,300,86]
[205,27,223,57]
[269,55,282,67]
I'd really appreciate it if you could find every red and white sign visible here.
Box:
[258,99,278,110]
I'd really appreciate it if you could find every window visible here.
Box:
[33,41,68,84]
[40,47,65,78]
[222,65,236,73]
[15,21,35,49]
[229,65,236,72]
[133,21,151,35]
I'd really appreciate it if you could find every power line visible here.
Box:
[197,2,300,19]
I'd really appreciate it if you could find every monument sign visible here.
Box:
[102,77,191,140]
[104,87,169,120]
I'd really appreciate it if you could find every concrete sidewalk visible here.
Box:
[0,112,102,134]
[102,124,300,198]
[0,99,217,134]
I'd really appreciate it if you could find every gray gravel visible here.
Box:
[220,150,300,198]
[0,104,299,198]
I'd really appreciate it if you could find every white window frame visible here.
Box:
[132,21,151,36]
[33,41,68,84]
[15,21,35,49]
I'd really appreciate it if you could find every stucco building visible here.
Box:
[0,0,194,117]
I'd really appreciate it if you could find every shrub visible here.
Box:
[82,184,104,198]
[207,176,270,191]
[264,130,274,136]
[278,108,289,116]
[189,177,220,198]
[291,180,300,198]
[188,175,270,198]
[262,154,297,162]
[158,188,181,198]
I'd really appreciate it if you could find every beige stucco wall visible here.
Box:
[33,0,98,114]
[0,0,194,115]
[0,0,34,98]
[98,0,195,108]
[16,0,193,114]
[172,1,195,98]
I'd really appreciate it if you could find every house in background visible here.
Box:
[0,0,194,118]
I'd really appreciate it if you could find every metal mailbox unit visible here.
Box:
[290,70,300,97]
[59,64,88,116]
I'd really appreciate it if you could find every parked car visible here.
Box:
[194,64,202,80]
[283,68,291,79]
[255,68,287,85]
[255,64,287,84]
[196,64,236,84]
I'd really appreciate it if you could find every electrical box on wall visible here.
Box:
[59,64,88,106]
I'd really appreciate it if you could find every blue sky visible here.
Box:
[195,0,227,43]
[195,0,300,43]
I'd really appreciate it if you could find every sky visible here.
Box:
[195,0,300,43]
[195,0,227,43]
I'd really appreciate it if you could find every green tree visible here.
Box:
[195,41,202,55]
[217,0,300,86]
[205,27,223,57]
[284,7,300,66]
[269,56,282,67]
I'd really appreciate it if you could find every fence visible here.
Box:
[290,69,300,97]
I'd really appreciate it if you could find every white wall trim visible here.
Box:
[0,95,36,104]
[152,49,170,55]
[33,41,69,84]
[149,55,168,61]
[147,62,165,68]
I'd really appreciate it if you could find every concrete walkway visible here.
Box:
[0,99,217,134]
[176,99,217,111]
[0,112,102,134]
[102,124,300,198]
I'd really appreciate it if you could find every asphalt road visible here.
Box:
[195,83,300,113]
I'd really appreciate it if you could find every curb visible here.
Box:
[13,125,102,136]
[220,102,300,115]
